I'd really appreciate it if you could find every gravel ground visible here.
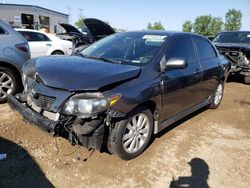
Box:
[0,81,250,188]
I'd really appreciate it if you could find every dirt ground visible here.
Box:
[0,81,250,188]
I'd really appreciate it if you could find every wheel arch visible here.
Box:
[135,100,157,115]
[125,100,159,134]
[0,61,22,82]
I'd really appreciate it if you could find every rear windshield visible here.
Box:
[213,32,250,44]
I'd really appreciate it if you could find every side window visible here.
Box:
[0,26,6,34]
[20,31,50,42]
[42,34,51,41]
[195,38,217,60]
[166,37,196,63]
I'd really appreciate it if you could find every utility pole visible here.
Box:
[78,8,84,19]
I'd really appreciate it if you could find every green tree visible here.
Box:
[192,15,223,36]
[224,9,242,31]
[193,15,213,35]
[74,18,85,28]
[210,17,224,35]
[182,20,193,32]
[147,21,165,30]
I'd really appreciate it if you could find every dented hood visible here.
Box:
[23,56,141,92]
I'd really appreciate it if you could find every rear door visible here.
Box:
[161,36,203,120]
[19,31,52,58]
[193,37,221,100]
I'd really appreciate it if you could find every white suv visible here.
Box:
[16,29,73,58]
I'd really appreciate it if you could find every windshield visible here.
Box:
[80,32,168,65]
[213,32,250,44]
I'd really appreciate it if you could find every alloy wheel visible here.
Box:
[122,113,150,153]
[0,71,14,100]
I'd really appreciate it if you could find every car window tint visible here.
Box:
[195,38,217,60]
[42,34,51,41]
[0,26,5,34]
[19,31,50,42]
[166,37,195,63]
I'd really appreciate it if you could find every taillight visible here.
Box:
[15,43,29,53]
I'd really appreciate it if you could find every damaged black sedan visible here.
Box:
[8,31,229,160]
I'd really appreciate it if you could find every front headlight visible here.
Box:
[63,93,121,117]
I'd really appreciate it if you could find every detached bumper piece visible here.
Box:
[8,94,105,150]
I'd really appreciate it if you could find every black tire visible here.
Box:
[51,50,64,55]
[244,76,250,85]
[209,81,224,109]
[0,67,20,103]
[107,107,153,160]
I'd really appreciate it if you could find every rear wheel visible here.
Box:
[244,76,250,85]
[107,107,153,160]
[51,50,64,55]
[0,67,19,103]
[209,81,224,109]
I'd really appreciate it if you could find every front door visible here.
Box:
[160,36,203,121]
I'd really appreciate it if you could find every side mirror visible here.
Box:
[165,58,188,70]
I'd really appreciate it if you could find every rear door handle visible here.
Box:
[46,43,52,46]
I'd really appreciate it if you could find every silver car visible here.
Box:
[0,20,30,103]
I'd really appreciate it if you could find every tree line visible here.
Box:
[147,9,243,36]
[182,9,242,36]
[74,8,243,36]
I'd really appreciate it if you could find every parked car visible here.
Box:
[0,20,30,103]
[213,31,250,84]
[16,29,73,58]
[56,18,115,52]
[8,31,229,160]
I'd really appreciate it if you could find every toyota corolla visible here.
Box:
[8,31,229,160]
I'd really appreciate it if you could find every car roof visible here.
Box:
[15,28,44,33]
[0,19,16,34]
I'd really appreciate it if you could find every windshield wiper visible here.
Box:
[77,54,121,64]
[96,57,121,64]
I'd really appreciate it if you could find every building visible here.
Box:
[0,3,69,33]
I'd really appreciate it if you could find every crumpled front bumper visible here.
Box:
[8,94,105,150]
[8,94,59,135]
[239,65,250,76]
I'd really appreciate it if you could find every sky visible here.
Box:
[2,0,250,31]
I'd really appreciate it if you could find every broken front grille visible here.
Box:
[28,93,56,111]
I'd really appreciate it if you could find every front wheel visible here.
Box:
[209,81,224,109]
[107,107,153,160]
